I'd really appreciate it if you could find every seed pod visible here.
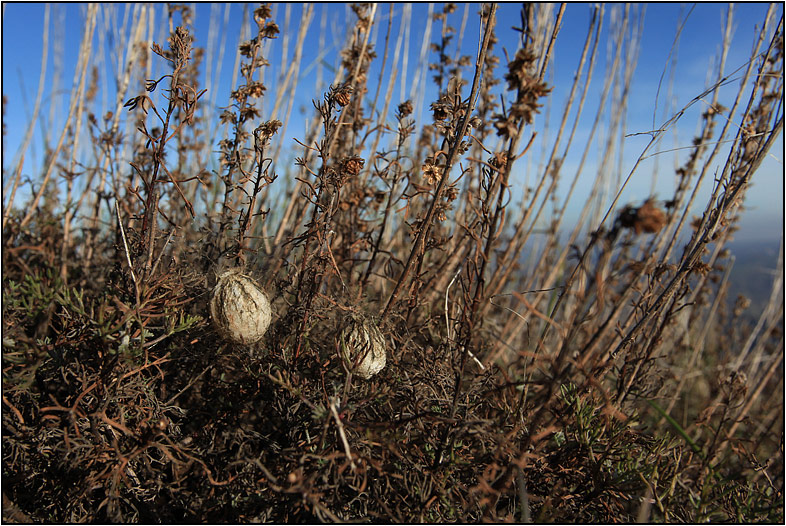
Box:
[340,315,386,379]
[210,269,272,344]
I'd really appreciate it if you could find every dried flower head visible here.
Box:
[254,119,282,149]
[633,199,667,234]
[259,21,280,39]
[340,315,386,379]
[333,85,353,107]
[168,26,193,69]
[616,199,667,235]
[341,156,365,177]
[254,5,271,23]
[397,100,414,117]
[247,81,266,98]
[430,99,450,122]
[422,158,442,185]
[210,269,273,344]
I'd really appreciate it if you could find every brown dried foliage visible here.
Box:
[2,4,783,523]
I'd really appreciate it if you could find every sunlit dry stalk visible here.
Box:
[484,5,600,325]
[408,3,435,122]
[572,27,749,372]
[268,5,313,165]
[361,4,396,184]
[381,4,498,320]
[5,4,50,229]
[270,5,310,123]
[617,10,781,384]
[58,27,95,282]
[337,2,377,159]
[257,4,314,253]
[660,247,735,420]
[87,4,148,267]
[713,345,784,464]
[2,154,25,232]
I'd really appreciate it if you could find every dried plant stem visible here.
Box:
[5,2,49,204]
[445,267,484,370]
[269,6,313,166]
[3,4,782,523]
[88,5,147,267]
[2,154,25,231]
[362,4,397,182]
[330,398,356,471]
[58,15,95,281]
[368,4,394,127]
[20,5,98,230]
[713,346,784,463]
[661,251,734,419]
[269,5,313,123]
[409,3,434,119]
[485,5,596,317]
[381,4,497,320]
[115,201,138,295]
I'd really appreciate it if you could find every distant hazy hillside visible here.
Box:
[724,238,782,319]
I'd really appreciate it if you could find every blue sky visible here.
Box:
[2,3,783,243]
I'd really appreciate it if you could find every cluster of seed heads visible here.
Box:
[210,270,386,379]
